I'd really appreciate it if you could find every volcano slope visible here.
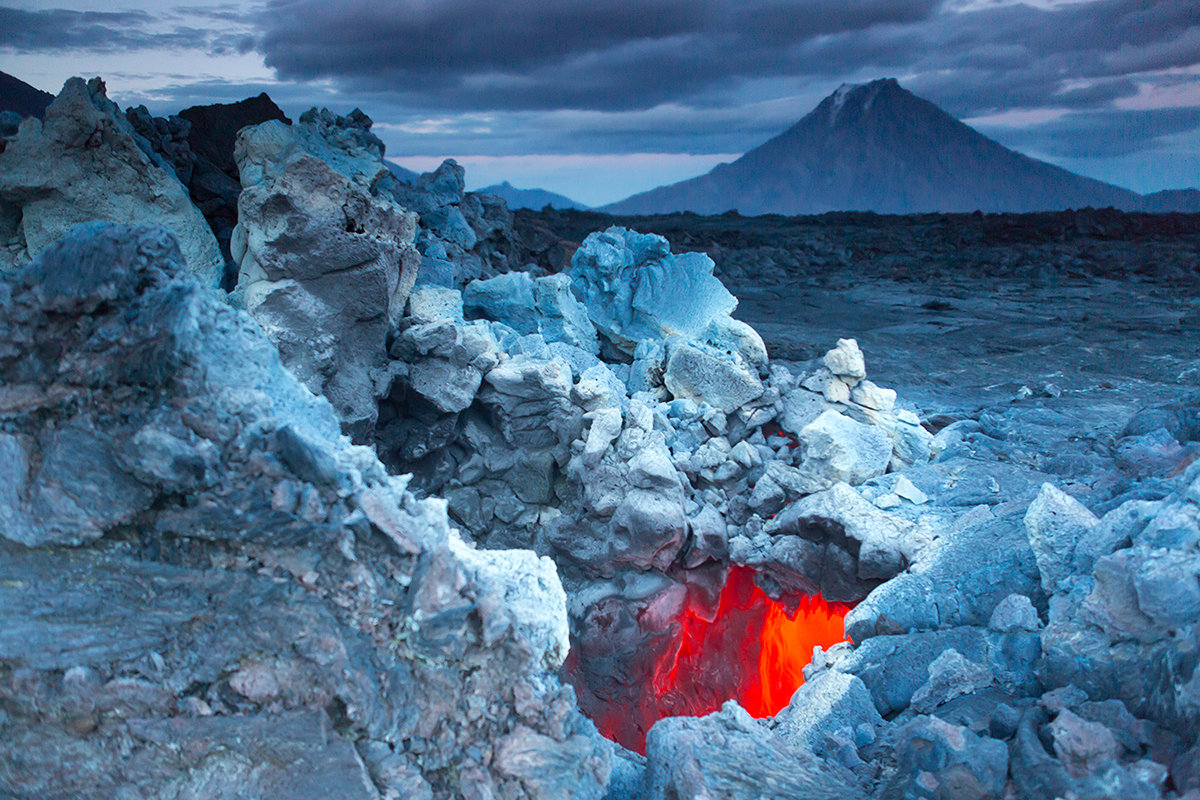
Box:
[1,77,1199,800]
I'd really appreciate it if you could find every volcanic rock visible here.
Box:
[231,123,421,439]
[179,92,291,177]
[644,702,867,800]
[1024,482,1101,592]
[567,226,737,355]
[794,410,894,494]
[0,222,606,799]
[0,77,223,285]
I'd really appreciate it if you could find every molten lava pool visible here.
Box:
[571,565,853,753]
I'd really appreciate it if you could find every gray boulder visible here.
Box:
[1025,483,1100,592]
[231,144,420,439]
[881,715,1009,800]
[567,226,736,355]
[0,77,222,284]
[644,702,867,800]
[662,336,764,413]
[795,410,894,493]
[776,671,883,755]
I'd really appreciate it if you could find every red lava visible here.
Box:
[588,565,853,753]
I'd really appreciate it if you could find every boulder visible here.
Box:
[795,410,893,493]
[231,148,420,439]
[0,77,222,285]
[567,226,737,354]
[882,715,1009,800]
[644,702,867,800]
[1025,483,1100,592]
[663,336,764,413]
[0,222,607,799]
[776,671,883,755]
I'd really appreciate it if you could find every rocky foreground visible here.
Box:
[0,78,1198,800]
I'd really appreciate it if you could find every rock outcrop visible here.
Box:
[231,117,421,441]
[0,223,607,800]
[0,78,223,285]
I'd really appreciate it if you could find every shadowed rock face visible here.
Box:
[179,92,291,178]
[0,223,609,800]
[0,71,53,119]
[604,78,1145,216]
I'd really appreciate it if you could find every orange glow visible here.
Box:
[573,565,852,753]
[754,592,852,717]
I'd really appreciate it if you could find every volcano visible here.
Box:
[603,78,1144,216]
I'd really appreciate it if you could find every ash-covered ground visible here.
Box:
[1,79,1198,800]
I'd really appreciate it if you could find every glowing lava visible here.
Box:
[573,565,853,753]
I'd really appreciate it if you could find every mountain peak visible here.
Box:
[604,78,1143,215]
[824,77,906,125]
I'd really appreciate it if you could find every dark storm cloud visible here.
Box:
[0,6,249,54]
[253,0,1199,115]
[257,0,943,111]
[980,106,1200,158]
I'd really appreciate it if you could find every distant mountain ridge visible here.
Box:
[480,181,588,210]
[0,71,54,118]
[605,79,1192,216]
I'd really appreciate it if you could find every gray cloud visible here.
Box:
[980,106,1200,158]
[0,5,253,54]
[257,0,943,111]
[240,0,1200,162]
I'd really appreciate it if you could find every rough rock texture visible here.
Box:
[567,226,738,355]
[0,223,608,800]
[231,122,421,440]
[0,78,223,285]
[390,159,524,288]
[177,92,291,275]
[644,702,867,800]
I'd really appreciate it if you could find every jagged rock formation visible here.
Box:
[0,78,224,285]
[231,117,421,441]
[0,223,609,800]
[3,75,1198,800]
[604,78,1146,216]
[390,159,525,287]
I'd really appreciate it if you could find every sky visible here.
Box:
[2,0,1197,206]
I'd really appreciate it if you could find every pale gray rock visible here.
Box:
[1049,709,1123,779]
[776,671,883,756]
[989,593,1041,632]
[780,387,836,434]
[850,378,896,412]
[795,410,894,493]
[566,226,736,355]
[407,286,464,324]
[909,649,995,714]
[822,337,866,382]
[0,77,222,284]
[663,336,764,413]
[1025,483,1100,592]
[232,151,420,439]
[644,702,867,800]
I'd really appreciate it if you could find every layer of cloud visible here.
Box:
[257,0,941,111]
[0,4,255,55]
